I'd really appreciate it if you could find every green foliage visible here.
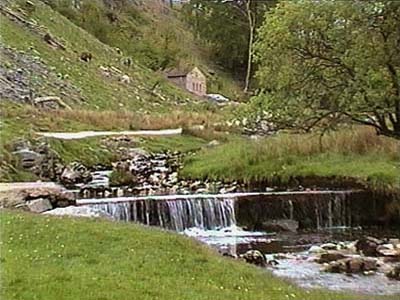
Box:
[109,169,136,186]
[253,0,400,139]
[182,0,276,77]
[47,138,115,167]
[1,210,375,300]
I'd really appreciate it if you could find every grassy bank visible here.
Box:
[0,210,387,300]
[181,128,400,191]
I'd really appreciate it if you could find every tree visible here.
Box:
[183,0,276,92]
[253,0,400,139]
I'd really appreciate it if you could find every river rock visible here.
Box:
[317,251,347,264]
[377,244,400,257]
[309,245,326,254]
[27,198,52,213]
[386,264,400,280]
[355,236,383,256]
[261,219,299,233]
[241,250,266,267]
[60,162,91,186]
[324,257,378,274]
[321,243,338,250]
[22,187,75,208]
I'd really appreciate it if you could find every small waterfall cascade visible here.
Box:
[87,197,236,232]
[77,190,380,231]
[236,191,361,230]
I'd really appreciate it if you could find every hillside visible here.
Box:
[0,0,240,181]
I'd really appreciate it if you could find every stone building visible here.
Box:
[167,67,207,96]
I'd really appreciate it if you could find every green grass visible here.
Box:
[181,128,400,191]
[0,210,387,300]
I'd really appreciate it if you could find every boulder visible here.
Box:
[60,162,91,186]
[317,251,347,264]
[308,245,326,254]
[22,187,75,208]
[241,250,266,267]
[261,219,299,233]
[377,244,400,257]
[27,198,52,213]
[321,243,338,250]
[324,257,378,274]
[12,148,42,168]
[386,264,400,280]
[355,236,383,256]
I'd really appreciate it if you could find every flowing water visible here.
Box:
[77,192,400,296]
[88,197,236,231]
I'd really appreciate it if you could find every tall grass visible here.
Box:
[181,127,400,190]
[0,103,222,132]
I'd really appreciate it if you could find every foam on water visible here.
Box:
[183,225,269,245]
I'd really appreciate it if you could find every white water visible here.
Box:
[87,197,237,231]
[183,225,268,246]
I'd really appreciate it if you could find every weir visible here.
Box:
[87,197,236,231]
[74,189,391,231]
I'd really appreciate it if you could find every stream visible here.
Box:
[184,226,400,295]
[47,193,400,296]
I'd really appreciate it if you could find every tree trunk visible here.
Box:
[244,0,254,93]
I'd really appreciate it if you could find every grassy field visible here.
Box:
[1,210,391,300]
[181,127,400,191]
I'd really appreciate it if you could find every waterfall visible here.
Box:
[88,197,236,232]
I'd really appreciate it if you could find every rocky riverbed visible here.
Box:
[188,227,400,295]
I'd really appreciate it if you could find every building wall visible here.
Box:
[168,76,186,89]
[185,67,207,96]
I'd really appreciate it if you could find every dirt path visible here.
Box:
[36,128,183,140]
[0,182,63,192]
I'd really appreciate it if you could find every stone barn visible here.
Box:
[167,67,207,96]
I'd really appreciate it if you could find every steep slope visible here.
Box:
[1,0,203,111]
[44,0,245,100]
[0,0,234,181]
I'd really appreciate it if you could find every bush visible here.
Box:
[110,169,136,186]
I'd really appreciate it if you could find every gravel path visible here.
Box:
[0,182,62,192]
[36,128,183,140]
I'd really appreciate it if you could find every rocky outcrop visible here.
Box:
[12,139,63,180]
[0,44,83,104]
[0,184,75,211]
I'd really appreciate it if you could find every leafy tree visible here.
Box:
[183,0,276,91]
[253,0,400,139]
